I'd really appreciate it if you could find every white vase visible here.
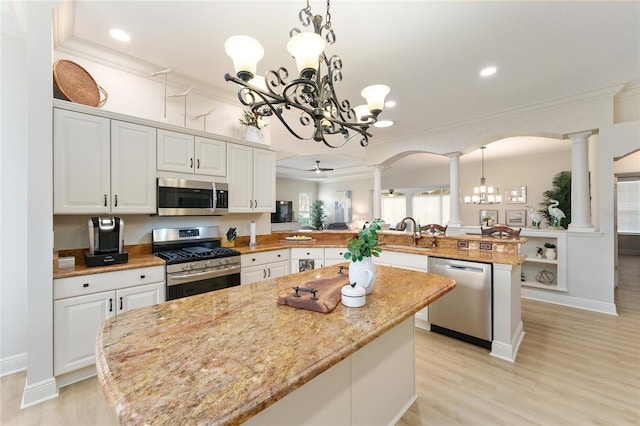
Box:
[545,248,557,260]
[349,257,376,294]
[245,125,262,143]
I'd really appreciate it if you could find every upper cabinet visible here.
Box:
[157,129,226,177]
[227,144,275,213]
[53,109,156,214]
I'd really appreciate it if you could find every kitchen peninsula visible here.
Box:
[96,264,455,425]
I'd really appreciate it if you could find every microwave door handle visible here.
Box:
[211,182,217,213]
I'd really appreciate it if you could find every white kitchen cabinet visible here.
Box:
[324,247,348,266]
[241,249,290,284]
[157,130,226,177]
[290,248,325,273]
[227,144,275,213]
[54,266,164,376]
[53,109,156,214]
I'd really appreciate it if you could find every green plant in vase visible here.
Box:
[344,219,383,262]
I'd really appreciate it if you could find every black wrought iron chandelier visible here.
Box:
[224,0,390,148]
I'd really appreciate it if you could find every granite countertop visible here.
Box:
[53,245,165,279]
[96,264,456,425]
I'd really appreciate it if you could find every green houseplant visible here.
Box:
[310,200,326,230]
[344,218,382,262]
[343,219,383,294]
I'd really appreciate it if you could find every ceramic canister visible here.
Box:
[341,284,366,308]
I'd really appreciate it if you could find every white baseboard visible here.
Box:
[0,352,27,377]
[55,365,96,389]
[522,288,618,315]
[20,376,59,409]
[491,321,525,363]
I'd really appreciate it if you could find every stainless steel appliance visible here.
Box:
[152,226,240,300]
[157,178,229,216]
[85,216,128,267]
[428,257,493,348]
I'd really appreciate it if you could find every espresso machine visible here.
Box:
[85,217,128,267]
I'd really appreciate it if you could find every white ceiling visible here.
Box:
[53,1,640,179]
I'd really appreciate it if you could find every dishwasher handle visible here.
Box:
[437,263,485,273]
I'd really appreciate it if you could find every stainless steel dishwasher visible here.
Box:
[428,257,493,348]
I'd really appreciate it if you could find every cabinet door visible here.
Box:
[267,260,289,279]
[227,144,253,212]
[253,149,276,212]
[53,109,111,214]
[195,137,226,177]
[54,291,115,375]
[157,129,194,173]
[117,282,164,312]
[111,121,157,213]
[241,264,267,285]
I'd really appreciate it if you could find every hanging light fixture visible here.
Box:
[224,0,390,148]
[464,147,502,204]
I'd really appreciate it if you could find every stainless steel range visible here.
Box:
[152,226,241,300]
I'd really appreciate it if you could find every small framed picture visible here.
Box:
[479,209,499,226]
[505,209,527,227]
[505,186,527,203]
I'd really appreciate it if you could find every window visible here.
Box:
[618,179,640,233]
[298,192,312,226]
[381,191,406,226]
[412,189,450,226]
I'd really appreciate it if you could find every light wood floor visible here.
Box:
[2,255,638,425]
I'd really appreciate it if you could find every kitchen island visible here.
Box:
[96,264,455,425]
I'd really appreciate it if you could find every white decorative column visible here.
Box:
[372,165,382,220]
[446,152,463,227]
[568,131,594,231]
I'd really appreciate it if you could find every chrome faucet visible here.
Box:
[400,217,422,246]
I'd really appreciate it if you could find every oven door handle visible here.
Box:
[167,265,241,285]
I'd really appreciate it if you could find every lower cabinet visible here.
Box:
[290,248,325,273]
[323,247,348,267]
[54,266,164,376]
[241,250,290,285]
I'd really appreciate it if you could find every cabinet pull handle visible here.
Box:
[114,194,118,207]
[267,268,271,277]
[263,269,266,279]
[104,194,107,207]
[109,298,113,312]
[250,200,253,208]
[119,296,123,311]
[252,258,256,262]
[197,159,200,169]
[190,158,194,168]
[254,199,257,209]
[83,283,89,288]
[140,275,146,279]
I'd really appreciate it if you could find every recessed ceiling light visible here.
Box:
[385,100,396,108]
[480,66,497,77]
[374,120,394,128]
[109,28,131,42]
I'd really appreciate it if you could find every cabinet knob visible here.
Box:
[252,258,256,262]
[83,283,89,288]
[140,275,146,279]
[277,254,281,258]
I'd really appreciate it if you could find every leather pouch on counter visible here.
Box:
[277,274,350,313]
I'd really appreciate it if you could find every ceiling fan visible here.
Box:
[306,160,334,173]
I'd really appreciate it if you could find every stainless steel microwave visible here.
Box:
[157,178,229,216]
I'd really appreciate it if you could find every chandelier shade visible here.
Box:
[464,147,502,204]
[224,35,264,82]
[224,0,391,148]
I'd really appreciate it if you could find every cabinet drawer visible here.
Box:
[54,266,165,300]
[290,247,325,259]
[324,247,348,259]
[241,249,289,267]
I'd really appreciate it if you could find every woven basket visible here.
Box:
[53,59,108,107]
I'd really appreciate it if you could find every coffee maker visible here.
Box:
[85,217,128,267]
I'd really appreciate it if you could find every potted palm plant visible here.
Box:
[343,218,382,294]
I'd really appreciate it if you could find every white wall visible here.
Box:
[0,9,29,376]
[275,177,318,221]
